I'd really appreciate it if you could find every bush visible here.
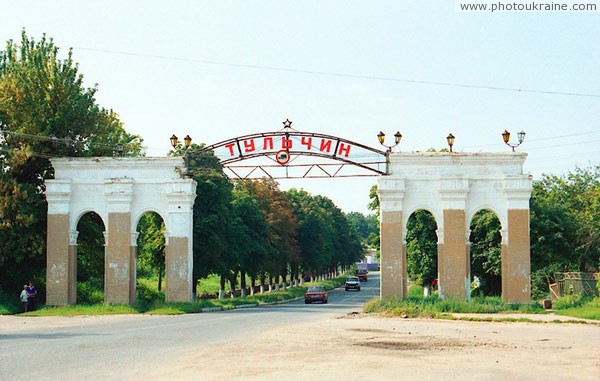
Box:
[134,279,165,309]
[77,279,104,304]
[552,294,587,309]
[0,287,22,314]
[408,284,424,298]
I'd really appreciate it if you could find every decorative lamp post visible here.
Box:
[170,134,179,149]
[170,134,193,176]
[183,134,192,148]
[446,133,455,153]
[377,131,402,152]
[377,131,402,175]
[502,130,526,152]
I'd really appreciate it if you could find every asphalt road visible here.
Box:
[0,273,380,380]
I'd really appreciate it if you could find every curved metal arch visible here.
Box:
[201,125,388,179]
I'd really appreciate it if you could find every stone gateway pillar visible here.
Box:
[378,152,532,303]
[45,157,197,305]
[378,182,407,299]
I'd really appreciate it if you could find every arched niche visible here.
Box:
[469,208,503,298]
[75,211,106,304]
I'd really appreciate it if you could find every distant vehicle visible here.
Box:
[304,286,328,304]
[345,276,361,291]
[355,268,368,282]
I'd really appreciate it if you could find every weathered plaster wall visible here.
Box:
[378,152,532,303]
[46,157,196,305]
[46,214,70,306]
[503,209,531,303]
[380,210,406,298]
[165,236,192,302]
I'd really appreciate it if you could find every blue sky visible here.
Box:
[3,1,599,214]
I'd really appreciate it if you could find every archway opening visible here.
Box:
[406,210,438,297]
[469,210,502,297]
[136,211,167,305]
[76,212,106,304]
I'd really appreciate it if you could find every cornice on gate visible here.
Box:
[49,157,186,180]
[46,157,196,236]
[388,151,528,177]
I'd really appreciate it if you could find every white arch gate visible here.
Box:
[45,152,533,305]
[45,157,196,305]
[378,152,533,303]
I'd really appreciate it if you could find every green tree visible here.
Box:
[230,186,270,294]
[314,195,363,273]
[406,210,438,287]
[136,212,166,291]
[367,184,381,252]
[286,189,362,279]
[345,211,378,248]
[238,179,299,288]
[0,31,142,293]
[286,189,331,280]
[76,212,105,283]
[530,166,599,298]
[367,184,380,216]
[469,210,502,296]
[175,144,237,296]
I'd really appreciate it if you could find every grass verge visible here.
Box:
[364,295,545,319]
[2,276,347,316]
[553,296,600,320]
[22,304,138,316]
[143,276,346,315]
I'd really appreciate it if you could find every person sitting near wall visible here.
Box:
[20,285,28,313]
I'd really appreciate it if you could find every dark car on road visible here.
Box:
[304,286,328,304]
[345,276,361,291]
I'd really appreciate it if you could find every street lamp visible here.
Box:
[377,131,402,175]
[170,134,192,149]
[446,133,455,153]
[377,131,402,152]
[170,134,193,176]
[502,130,526,152]
[183,134,192,148]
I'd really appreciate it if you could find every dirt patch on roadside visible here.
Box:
[144,313,600,381]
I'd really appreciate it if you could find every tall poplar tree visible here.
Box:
[0,31,142,292]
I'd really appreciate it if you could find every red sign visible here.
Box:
[222,135,352,158]
[276,150,290,165]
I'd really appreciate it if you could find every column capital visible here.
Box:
[46,179,72,215]
[504,175,533,209]
[68,230,79,246]
[378,178,406,212]
[130,232,139,247]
